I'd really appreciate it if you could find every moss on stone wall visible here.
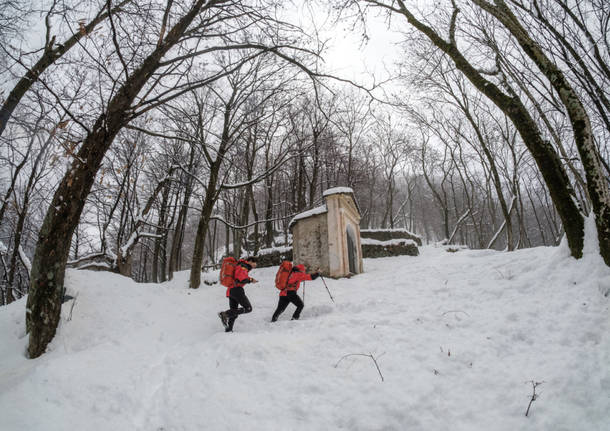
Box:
[360,229,422,246]
[362,242,419,258]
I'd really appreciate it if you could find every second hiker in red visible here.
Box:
[271,264,319,322]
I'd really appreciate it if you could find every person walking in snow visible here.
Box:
[219,256,258,332]
[271,264,319,322]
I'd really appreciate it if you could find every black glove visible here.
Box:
[311,272,319,280]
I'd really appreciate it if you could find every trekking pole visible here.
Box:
[302,282,305,306]
[319,276,335,303]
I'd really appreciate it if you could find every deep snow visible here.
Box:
[1,233,609,430]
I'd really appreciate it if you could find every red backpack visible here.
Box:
[220,257,238,288]
[275,261,293,290]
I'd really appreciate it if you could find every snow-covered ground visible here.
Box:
[1,232,609,430]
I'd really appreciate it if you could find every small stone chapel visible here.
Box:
[289,187,363,278]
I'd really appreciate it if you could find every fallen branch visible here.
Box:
[525,380,544,417]
[334,353,385,382]
[66,292,79,322]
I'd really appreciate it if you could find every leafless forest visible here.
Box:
[0,0,608,357]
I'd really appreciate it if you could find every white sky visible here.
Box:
[294,2,405,88]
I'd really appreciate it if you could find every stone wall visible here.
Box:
[360,229,422,246]
[361,238,419,258]
[255,246,293,268]
[253,236,419,267]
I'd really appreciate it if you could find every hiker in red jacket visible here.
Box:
[219,256,258,332]
[271,264,319,322]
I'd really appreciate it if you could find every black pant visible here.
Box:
[225,287,252,330]
[271,290,304,321]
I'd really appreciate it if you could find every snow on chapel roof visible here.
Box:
[322,186,361,216]
[322,187,354,197]
[288,204,328,229]
[289,187,361,230]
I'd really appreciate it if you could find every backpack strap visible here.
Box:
[286,268,298,290]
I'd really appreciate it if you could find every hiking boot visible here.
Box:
[218,312,228,329]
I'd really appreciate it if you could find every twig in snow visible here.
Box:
[493,268,506,278]
[493,267,513,280]
[334,353,385,382]
[525,380,544,417]
[67,292,79,321]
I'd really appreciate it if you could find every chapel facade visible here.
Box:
[289,187,363,278]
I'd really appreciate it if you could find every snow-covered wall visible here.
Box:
[360,228,422,246]
[361,239,419,258]
[255,246,293,268]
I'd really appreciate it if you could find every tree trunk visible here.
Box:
[309,131,320,206]
[233,190,250,256]
[161,189,180,282]
[152,183,170,283]
[264,179,274,248]
[190,189,221,289]
[249,184,260,254]
[296,153,306,212]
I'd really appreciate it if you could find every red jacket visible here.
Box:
[226,262,253,297]
[281,271,312,296]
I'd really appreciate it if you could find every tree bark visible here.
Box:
[152,183,170,283]
[264,178,274,248]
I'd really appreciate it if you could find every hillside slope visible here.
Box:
[1,235,609,430]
